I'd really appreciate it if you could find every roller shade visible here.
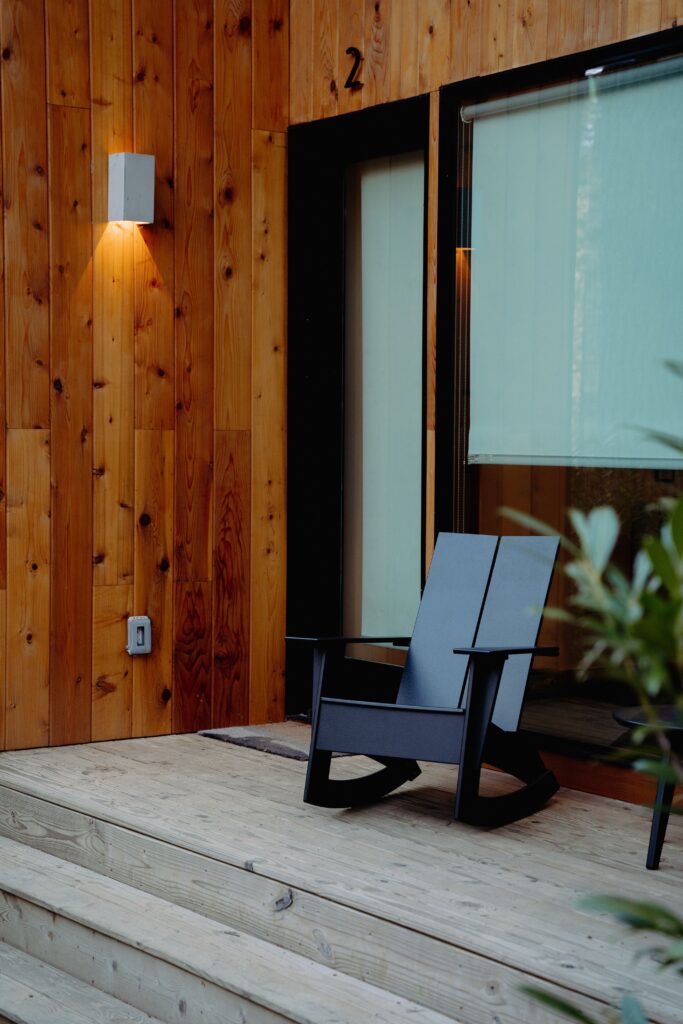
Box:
[467,55,683,467]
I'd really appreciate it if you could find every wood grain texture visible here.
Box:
[338,0,365,113]
[91,0,134,588]
[289,0,314,124]
[1,0,50,429]
[92,583,133,741]
[0,592,5,750]
[0,73,5,595]
[453,0,485,80]
[173,581,212,732]
[661,0,683,26]
[213,430,250,727]
[133,0,175,430]
[45,0,90,108]
[133,429,173,737]
[251,129,286,725]
[48,105,93,747]
[5,430,50,751]
[418,0,451,93]
[174,0,214,583]
[546,0,585,57]
[363,0,391,108]
[253,0,289,131]
[313,0,339,119]
[215,0,252,431]
[510,0,548,68]
[624,0,663,35]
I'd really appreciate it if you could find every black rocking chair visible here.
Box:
[289,533,560,827]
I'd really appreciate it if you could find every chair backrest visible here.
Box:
[396,533,559,730]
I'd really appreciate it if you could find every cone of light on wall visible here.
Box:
[108,153,155,223]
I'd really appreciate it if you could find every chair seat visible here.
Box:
[317,697,465,763]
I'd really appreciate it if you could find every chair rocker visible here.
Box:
[290,533,560,827]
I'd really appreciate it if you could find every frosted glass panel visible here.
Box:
[344,153,424,636]
[468,56,683,467]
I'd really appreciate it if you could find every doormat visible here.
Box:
[199,721,349,760]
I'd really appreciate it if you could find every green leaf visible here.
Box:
[642,537,679,595]
[580,897,683,937]
[619,994,648,1024]
[671,499,683,557]
[632,758,680,783]
[520,987,599,1024]
[569,507,620,573]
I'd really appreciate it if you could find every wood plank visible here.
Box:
[453,0,485,80]
[1,737,682,1024]
[213,430,250,727]
[583,0,624,47]
[133,0,175,430]
[0,69,4,597]
[133,429,173,738]
[418,0,451,94]
[511,0,548,67]
[174,0,214,583]
[312,0,339,119]
[424,91,439,574]
[624,0,663,36]
[92,584,133,741]
[479,0,509,75]
[0,838,454,1024]
[173,581,212,732]
[289,0,314,124]
[337,0,364,115]
[92,0,134,587]
[0,593,5,751]
[45,0,90,108]
[253,0,289,132]
[0,781,613,1024]
[1,0,50,429]
[251,130,286,725]
[363,0,391,108]
[48,105,93,746]
[389,0,417,101]
[546,0,585,58]
[0,943,166,1024]
[5,430,50,751]
[661,0,683,26]
[215,0,252,432]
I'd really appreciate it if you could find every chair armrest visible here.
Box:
[286,635,411,646]
[453,645,558,658]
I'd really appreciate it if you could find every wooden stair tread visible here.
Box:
[0,837,454,1024]
[0,941,164,1024]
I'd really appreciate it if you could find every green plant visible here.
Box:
[505,496,683,1022]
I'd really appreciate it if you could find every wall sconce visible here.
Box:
[108,153,155,223]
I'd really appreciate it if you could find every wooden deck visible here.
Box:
[0,731,681,1024]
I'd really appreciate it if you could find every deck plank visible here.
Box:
[0,735,680,1024]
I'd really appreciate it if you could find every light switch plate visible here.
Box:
[127,615,152,655]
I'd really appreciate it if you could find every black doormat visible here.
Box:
[199,721,349,760]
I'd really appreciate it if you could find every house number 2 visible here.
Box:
[344,47,363,90]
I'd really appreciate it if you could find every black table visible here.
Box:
[613,706,683,869]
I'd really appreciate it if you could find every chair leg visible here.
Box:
[304,753,422,808]
[457,722,559,828]
[303,641,421,809]
[647,767,676,870]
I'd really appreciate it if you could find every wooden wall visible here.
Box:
[0,0,287,750]
[1,0,682,751]
[290,0,683,124]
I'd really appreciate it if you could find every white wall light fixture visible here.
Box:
[108,152,155,223]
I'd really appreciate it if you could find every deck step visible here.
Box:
[0,837,453,1024]
[0,941,166,1024]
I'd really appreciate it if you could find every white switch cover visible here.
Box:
[127,615,152,655]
